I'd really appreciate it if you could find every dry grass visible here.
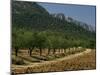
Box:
[11,49,96,74]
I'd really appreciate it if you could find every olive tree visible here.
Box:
[12,29,24,56]
[34,32,48,56]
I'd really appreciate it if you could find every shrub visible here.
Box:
[12,56,25,65]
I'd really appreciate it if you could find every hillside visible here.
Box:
[12,1,95,33]
[12,1,96,50]
[12,1,49,15]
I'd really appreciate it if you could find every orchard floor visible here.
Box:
[11,49,96,74]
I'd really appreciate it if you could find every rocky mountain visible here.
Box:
[12,1,49,15]
[52,13,66,20]
[12,0,95,42]
[51,14,95,32]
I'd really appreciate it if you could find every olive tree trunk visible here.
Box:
[48,48,51,55]
[40,48,42,56]
[53,48,56,54]
[15,47,19,56]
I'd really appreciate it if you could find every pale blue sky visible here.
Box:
[38,2,96,26]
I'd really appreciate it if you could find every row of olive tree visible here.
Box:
[12,29,95,56]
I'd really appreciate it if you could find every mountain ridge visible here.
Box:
[12,1,96,45]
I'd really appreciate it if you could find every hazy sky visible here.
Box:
[38,2,96,26]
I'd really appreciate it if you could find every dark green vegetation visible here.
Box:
[12,1,96,57]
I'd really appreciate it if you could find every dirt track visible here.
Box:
[12,49,93,73]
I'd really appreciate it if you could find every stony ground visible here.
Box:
[11,49,96,74]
